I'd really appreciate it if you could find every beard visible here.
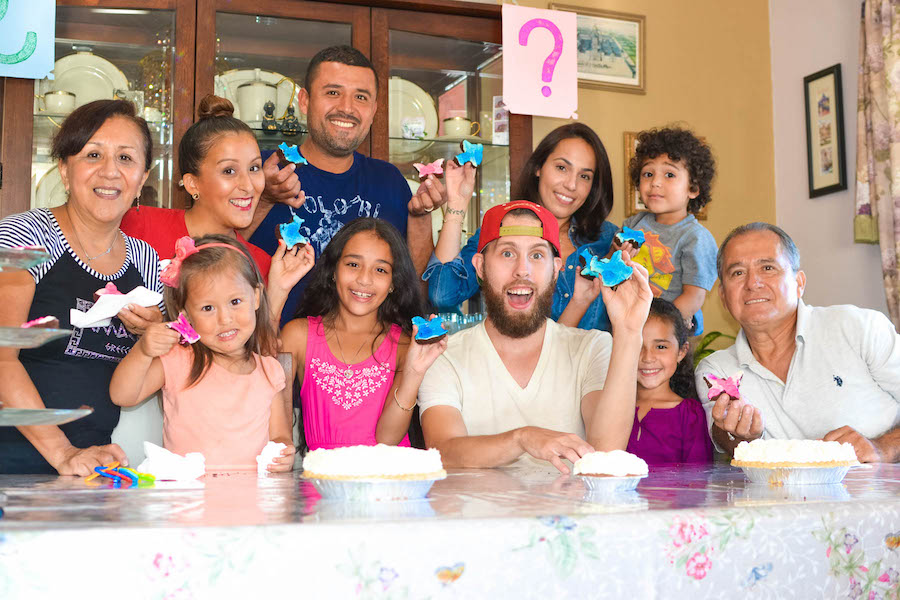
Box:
[307,111,366,157]
[482,275,555,338]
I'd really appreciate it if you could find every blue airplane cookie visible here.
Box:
[412,315,448,344]
[278,142,308,165]
[454,139,483,167]
[277,214,309,248]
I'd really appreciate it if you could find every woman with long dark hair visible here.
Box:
[426,122,618,330]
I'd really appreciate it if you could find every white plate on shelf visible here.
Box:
[38,52,129,110]
[389,77,437,163]
[34,166,66,209]
[215,69,302,125]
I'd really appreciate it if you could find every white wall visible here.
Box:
[770,0,887,313]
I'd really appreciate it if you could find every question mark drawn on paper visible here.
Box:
[518,18,563,98]
[0,0,37,65]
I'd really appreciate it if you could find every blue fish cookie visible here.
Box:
[594,250,633,289]
[412,315,448,344]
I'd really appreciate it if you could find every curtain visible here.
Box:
[856,0,900,327]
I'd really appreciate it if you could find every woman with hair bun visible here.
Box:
[121,94,313,321]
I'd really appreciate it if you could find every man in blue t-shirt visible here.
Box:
[245,45,444,323]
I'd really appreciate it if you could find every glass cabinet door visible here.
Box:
[196,0,368,161]
[386,29,507,244]
[31,7,178,210]
[371,6,531,259]
[211,13,352,153]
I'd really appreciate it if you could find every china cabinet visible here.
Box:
[0,0,532,241]
[0,0,195,217]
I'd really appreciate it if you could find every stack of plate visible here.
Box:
[37,51,129,112]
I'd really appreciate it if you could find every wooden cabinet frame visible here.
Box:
[0,0,195,217]
[0,0,531,215]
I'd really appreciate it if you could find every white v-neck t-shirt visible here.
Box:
[418,319,612,465]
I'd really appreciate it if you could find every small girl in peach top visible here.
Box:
[111,234,311,471]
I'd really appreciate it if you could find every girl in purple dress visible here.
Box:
[626,299,713,465]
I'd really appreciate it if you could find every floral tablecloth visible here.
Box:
[1,464,899,599]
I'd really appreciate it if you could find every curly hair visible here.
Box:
[629,127,715,214]
[647,298,698,400]
[516,122,613,241]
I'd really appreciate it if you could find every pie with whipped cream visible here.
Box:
[573,450,649,478]
[731,439,860,468]
[302,444,447,481]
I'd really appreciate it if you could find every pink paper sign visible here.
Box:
[502,5,577,119]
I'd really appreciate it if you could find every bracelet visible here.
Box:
[393,387,416,412]
[445,207,466,217]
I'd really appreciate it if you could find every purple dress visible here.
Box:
[626,398,713,466]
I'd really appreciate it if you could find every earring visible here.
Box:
[133,196,140,211]
[389,286,394,293]
[192,193,199,201]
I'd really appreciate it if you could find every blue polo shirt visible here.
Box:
[251,151,412,324]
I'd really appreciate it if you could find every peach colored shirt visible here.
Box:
[160,345,285,470]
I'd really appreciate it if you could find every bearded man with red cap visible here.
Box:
[418,201,652,472]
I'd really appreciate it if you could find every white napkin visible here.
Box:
[257,441,287,475]
[136,441,206,481]
[70,286,163,328]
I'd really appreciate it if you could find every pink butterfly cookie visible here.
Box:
[703,371,743,401]
[413,158,444,179]
[166,312,200,345]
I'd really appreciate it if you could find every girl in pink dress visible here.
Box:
[111,234,312,471]
[281,218,447,450]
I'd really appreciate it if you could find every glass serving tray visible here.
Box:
[0,407,93,427]
[0,247,50,271]
[0,327,72,348]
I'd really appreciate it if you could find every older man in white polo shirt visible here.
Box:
[697,222,900,462]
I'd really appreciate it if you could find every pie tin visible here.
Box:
[305,475,445,502]
[738,465,853,486]
[578,473,647,493]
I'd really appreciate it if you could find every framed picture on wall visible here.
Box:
[624,131,707,220]
[551,4,645,94]
[804,64,847,197]
[623,131,647,217]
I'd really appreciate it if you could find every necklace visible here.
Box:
[332,322,376,379]
[65,204,118,265]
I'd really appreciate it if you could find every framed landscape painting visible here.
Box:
[552,4,645,94]
[804,64,847,197]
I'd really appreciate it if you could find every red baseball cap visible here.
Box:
[477,200,560,255]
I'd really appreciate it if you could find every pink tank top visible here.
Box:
[300,316,410,449]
